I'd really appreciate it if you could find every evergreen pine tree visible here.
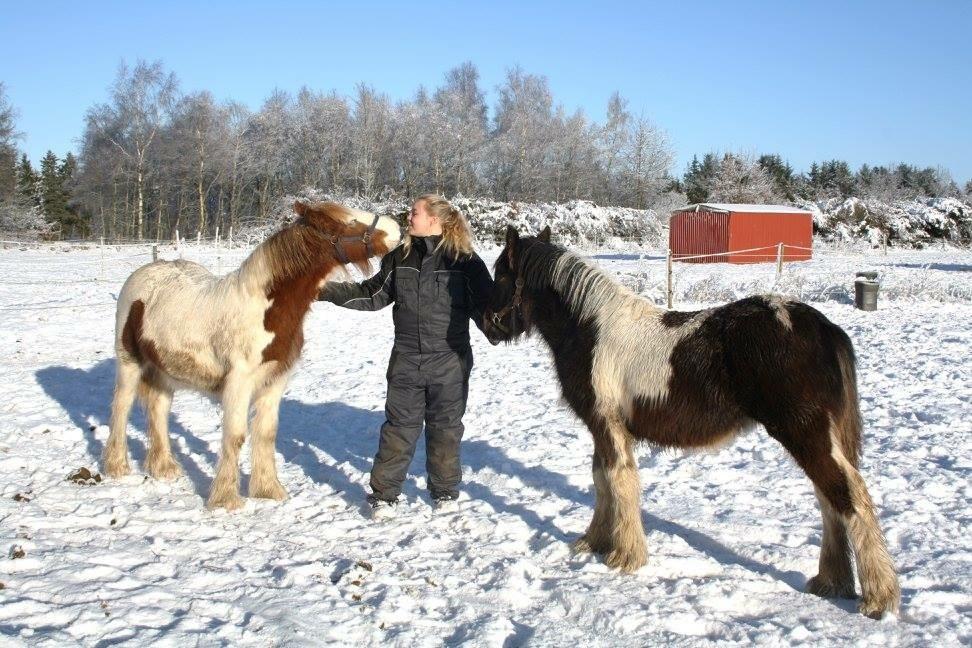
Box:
[682,153,720,203]
[57,152,86,237]
[757,154,795,200]
[39,150,69,234]
[16,154,39,206]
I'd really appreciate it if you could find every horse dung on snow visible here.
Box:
[483,225,900,618]
[103,201,400,510]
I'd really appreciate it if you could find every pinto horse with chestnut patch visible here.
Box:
[104,201,400,510]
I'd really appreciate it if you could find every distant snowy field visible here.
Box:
[0,241,969,646]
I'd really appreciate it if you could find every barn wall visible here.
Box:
[727,212,813,264]
[669,210,730,263]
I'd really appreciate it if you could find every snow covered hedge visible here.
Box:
[253,189,669,248]
[799,197,972,247]
[240,188,972,250]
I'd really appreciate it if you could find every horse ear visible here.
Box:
[505,224,519,248]
[294,200,308,217]
[538,225,551,243]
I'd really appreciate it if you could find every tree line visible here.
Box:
[1,62,672,240]
[677,153,967,205]
[1,65,970,240]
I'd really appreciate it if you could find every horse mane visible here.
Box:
[240,203,370,290]
[519,241,635,323]
[254,225,325,286]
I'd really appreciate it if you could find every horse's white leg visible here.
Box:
[208,370,253,511]
[103,357,140,477]
[601,415,647,572]
[830,452,900,618]
[142,375,181,480]
[249,374,288,501]
[781,418,899,617]
[572,452,614,554]
[806,486,856,599]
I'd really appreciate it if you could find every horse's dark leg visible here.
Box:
[767,414,899,618]
[807,486,856,599]
[599,414,647,572]
[104,356,140,478]
[572,452,614,555]
[142,372,181,481]
[249,374,288,501]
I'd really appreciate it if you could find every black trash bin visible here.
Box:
[855,271,879,311]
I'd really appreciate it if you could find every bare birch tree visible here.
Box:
[89,60,177,238]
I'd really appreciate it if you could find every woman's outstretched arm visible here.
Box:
[318,252,396,311]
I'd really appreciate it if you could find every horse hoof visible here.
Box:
[605,547,647,573]
[103,460,131,478]
[207,494,245,511]
[571,535,610,555]
[806,574,856,599]
[571,536,595,554]
[146,459,183,481]
[250,481,288,501]
[858,588,900,619]
[858,598,893,619]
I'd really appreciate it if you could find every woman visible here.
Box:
[318,195,493,516]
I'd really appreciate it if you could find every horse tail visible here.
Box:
[833,329,863,469]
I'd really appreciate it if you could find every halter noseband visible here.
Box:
[489,239,539,336]
[489,277,525,336]
[302,213,381,264]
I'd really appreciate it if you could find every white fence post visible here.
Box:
[152,245,158,262]
[175,229,182,259]
[666,249,673,309]
[229,226,233,246]
[215,227,221,275]
[776,243,784,282]
[196,231,201,246]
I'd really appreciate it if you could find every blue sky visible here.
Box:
[2,0,970,181]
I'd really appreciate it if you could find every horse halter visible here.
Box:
[302,213,381,264]
[489,277,525,336]
[488,239,539,336]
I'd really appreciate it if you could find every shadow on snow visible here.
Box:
[37,358,811,595]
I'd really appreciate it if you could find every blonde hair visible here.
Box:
[402,194,475,260]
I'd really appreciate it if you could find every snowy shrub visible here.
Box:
[0,200,55,238]
[237,190,668,248]
[803,196,972,247]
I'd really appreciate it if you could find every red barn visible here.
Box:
[669,203,813,264]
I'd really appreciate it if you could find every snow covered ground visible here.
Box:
[0,240,969,646]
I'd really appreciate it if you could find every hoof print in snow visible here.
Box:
[9,545,25,559]
[355,560,373,572]
[12,491,32,502]
[67,467,102,485]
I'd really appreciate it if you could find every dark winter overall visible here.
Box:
[319,236,493,501]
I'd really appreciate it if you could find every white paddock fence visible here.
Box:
[1,236,970,317]
[0,235,251,314]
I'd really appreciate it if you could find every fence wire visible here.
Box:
[1,238,969,313]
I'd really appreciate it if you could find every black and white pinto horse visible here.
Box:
[483,225,899,618]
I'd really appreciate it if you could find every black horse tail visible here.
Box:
[834,330,863,468]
